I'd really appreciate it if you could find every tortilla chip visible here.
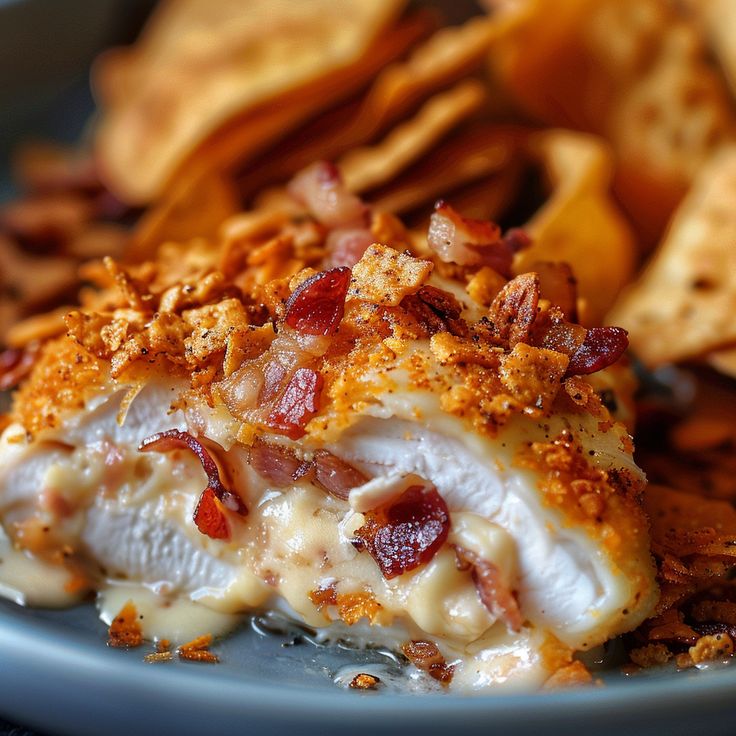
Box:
[609,145,736,366]
[236,14,500,201]
[608,20,736,246]
[515,129,637,325]
[94,0,408,204]
[170,11,434,200]
[685,0,736,95]
[709,348,736,379]
[488,0,736,245]
[368,124,524,217]
[339,79,487,194]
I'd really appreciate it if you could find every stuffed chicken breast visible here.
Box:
[0,166,657,691]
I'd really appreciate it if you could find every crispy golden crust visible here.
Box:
[14,215,618,440]
[11,336,107,434]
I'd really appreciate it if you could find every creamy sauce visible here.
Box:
[0,526,80,608]
[97,582,241,642]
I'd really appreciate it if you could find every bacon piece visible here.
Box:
[565,327,629,377]
[248,438,311,486]
[325,228,374,267]
[192,488,230,541]
[352,485,450,579]
[401,640,454,685]
[0,343,40,391]
[285,267,351,336]
[139,429,247,540]
[455,545,523,632]
[266,367,323,439]
[487,272,540,347]
[259,360,287,403]
[312,449,368,500]
[427,201,529,276]
[288,161,367,228]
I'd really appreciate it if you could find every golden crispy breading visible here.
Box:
[348,243,433,306]
[498,343,569,409]
[11,336,107,434]
[429,332,503,368]
[689,633,734,664]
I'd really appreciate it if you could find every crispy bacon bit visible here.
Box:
[266,367,323,439]
[565,326,629,377]
[139,429,247,540]
[326,228,374,268]
[0,343,40,391]
[487,272,540,347]
[108,600,143,648]
[428,201,529,276]
[249,438,311,486]
[349,673,381,690]
[284,267,351,336]
[352,485,450,579]
[429,201,500,266]
[260,360,287,403]
[312,449,368,500]
[288,161,367,228]
[454,545,523,632]
[401,640,454,685]
[192,488,230,541]
[177,633,219,664]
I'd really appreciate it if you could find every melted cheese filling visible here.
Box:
[0,379,650,691]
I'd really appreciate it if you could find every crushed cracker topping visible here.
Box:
[107,600,143,648]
